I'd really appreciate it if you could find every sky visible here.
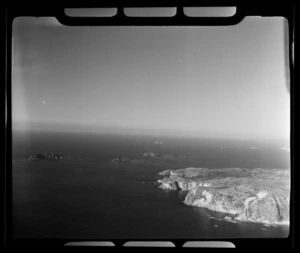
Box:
[12,16,290,140]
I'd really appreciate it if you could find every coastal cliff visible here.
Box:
[157,167,290,225]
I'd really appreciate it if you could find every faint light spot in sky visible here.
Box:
[42,100,46,104]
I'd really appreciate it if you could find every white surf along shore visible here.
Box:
[157,167,290,226]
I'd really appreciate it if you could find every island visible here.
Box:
[110,152,186,164]
[143,152,185,159]
[29,153,63,161]
[111,157,144,164]
[157,167,290,225]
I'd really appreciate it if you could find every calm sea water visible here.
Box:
[12,130,290,239]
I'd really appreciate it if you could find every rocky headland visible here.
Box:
[157,167,290,225]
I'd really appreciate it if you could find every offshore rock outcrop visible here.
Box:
[157,167,290,225]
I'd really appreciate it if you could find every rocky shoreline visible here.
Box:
[157,167,290,226]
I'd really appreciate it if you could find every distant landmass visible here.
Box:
[157,167,290,226]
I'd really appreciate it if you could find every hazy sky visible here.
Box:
[12,16,290,140]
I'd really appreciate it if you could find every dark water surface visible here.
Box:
[12,130,290,239]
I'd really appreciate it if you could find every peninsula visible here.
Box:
[157,167,290,225]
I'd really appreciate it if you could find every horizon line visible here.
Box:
[12,121,290,142]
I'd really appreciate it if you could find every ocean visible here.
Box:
[12,130,290,239]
